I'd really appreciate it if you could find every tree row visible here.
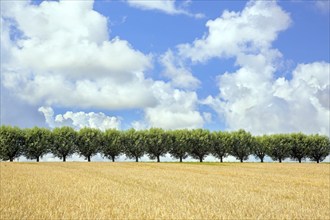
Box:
[0,126,329,163]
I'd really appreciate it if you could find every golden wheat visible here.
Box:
[0,162,329,219]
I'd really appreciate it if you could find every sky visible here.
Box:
[1,0,329,139]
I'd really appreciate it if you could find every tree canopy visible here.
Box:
[1,126,329,163]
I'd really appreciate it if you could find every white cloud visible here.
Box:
[2,71,157,109]
[205,62,330,136]
[38,106,121,131]
[159,50,200,89]
[1,0,155,110]
[126,0,204,18]
[185,0,329,136]
[144,82,204,130]
[1,0,206,131]
[178,1,291,62]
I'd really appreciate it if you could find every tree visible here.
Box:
[230,129,253,162]
[168,129,190,162]
[307,134,330,163]
[211,131,231,162]
[145,128,171,162]
[290,133,308,163]
[77,128,102,162]
[267,134,291,163]
[24,127,52,162]
[123,129,146,162]
[0,126,25,162]
[188,129,211,162]
[101,129,123,162]
[52,127,77,162]
[253,135,268,163]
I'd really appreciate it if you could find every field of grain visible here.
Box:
[0,162,329,219]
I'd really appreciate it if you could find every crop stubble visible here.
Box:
[0,162,329,219]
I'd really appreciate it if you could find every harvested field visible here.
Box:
[0,162,329,219]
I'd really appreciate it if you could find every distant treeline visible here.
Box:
[0,126,329,163]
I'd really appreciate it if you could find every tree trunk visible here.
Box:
[157,155,160,162]
[179,156,182,162]
[298,158,301,163]
[135,156,139,162]
[9,158,13,162]
[240,158,243,163]
[317,159,320,163]
[279,158,282,163]
[220,157,223,163]
[260,157,264,163]
[112,156,115,162]
[63,155,66,162]
[36,156,39,162]
[87,155,91,162]
[199,157,203,162]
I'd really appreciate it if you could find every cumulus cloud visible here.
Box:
[1,0,155,110]
[203,61,329,135]
[188,0,329,135]
[38,106,121,131]
[144,82,205,130]
[178,1,291,62]
[1,0,207,131]
[159,50,200,89]
[126,0,204,18]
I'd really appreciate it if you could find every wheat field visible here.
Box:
[0,162,329,219]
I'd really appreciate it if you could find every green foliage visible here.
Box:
[168,129,190,162]
[211,131,231,162]
[266,134,291,163]
[101,129,123,162]
[145,128,172,162]
[77,128,102,162]
[0,126,25,162]
[24,127,52,162]
[230,129,253,162]
[52,127,77,162]
[307,134,330,163]
[289,133,309,163]
[1,125,329,163]
[188,129,212,162]
[252,135,268,163]
[123,129,146,162]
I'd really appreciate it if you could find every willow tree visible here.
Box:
[267,134,291,163]
[52,126,77,162]
[211,131,231,162]
[307,134,330,163]
[290,133,308,163]
[101,129,123,162]
[0,126,25,162]
[145,128,172,162]
[168,129,190,162]
[252,135,268,163]
[77,128,102,162]
[230,129,253,163]
[24,127,52,162]
[188,129,212,162]
[123,129,146,162]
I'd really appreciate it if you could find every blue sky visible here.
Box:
[1,0,329,137]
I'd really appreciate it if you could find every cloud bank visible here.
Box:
[1,0,206,130]
[38,106,121,131]
[178,1,329,135]
[1,0,328,136]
